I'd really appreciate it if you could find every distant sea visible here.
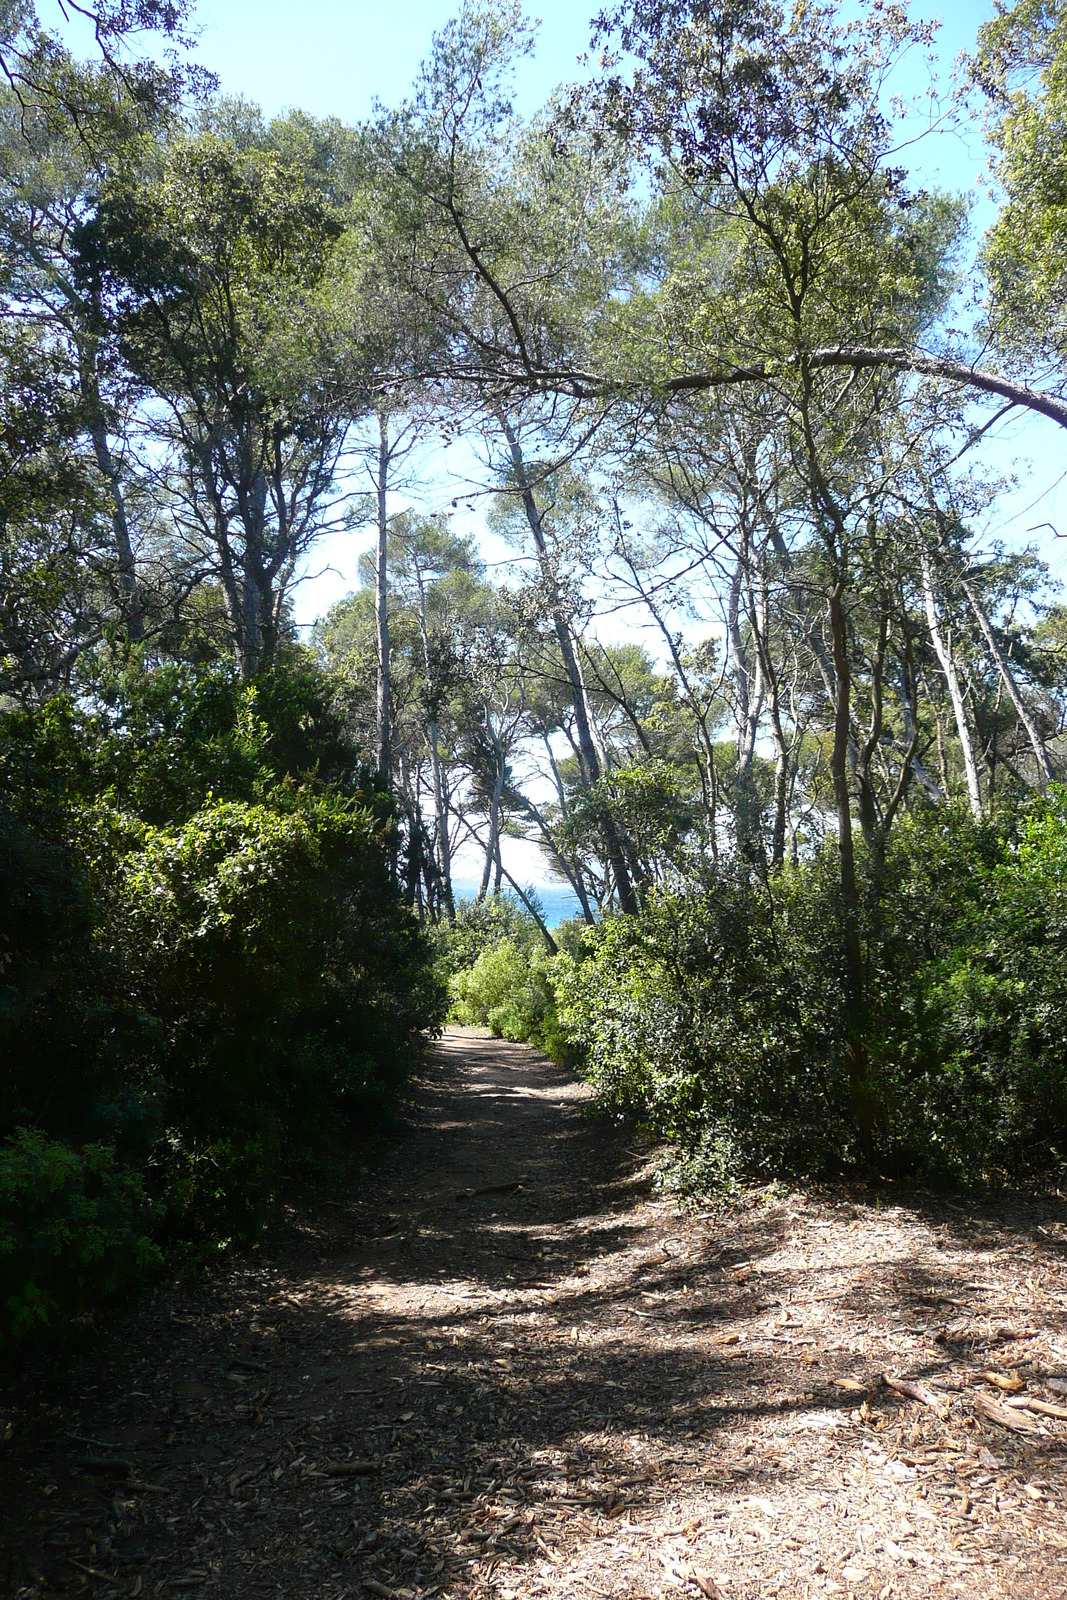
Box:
[451,880,583,929]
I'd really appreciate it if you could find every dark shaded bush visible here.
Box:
[0,1131,161,1351]
[0,653,445,1345]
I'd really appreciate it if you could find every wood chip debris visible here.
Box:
[882,1375,949,1415]
[973,1392,1044,1432]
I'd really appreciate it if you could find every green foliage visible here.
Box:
[556,867,856,1184]
[974,0,1067,363]
[0,655,445,1347]
[557,797,1067,1189]
[0,1131,161,1352]
[432,893,541,982]
[450,938,568,1061]
[436,895,571,1062]
[896,793,1067,1176]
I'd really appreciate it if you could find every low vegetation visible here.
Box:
[0,657,444,1349]
[435,897,573,1064]
[558,796,1067,1191]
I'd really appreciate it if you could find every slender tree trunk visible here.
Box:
[477,720,506,904]
[619,545,722,854]
[459,817,558,954]
[770,740,790,872]
[375,411,392,780]
[727,553,765,864]
[921,550,983,818]
[898,665,944,802]
[77,316,144,647]
[855,613,888,850]
[235,469,272,680]
[746,556,792,872]
[795,362,874,1157]
[87,415,143,645]
[956,568,1054,789]
[413,574,454,919]
[498,412,638,913]
[523,795,596,924]
[539,738,597,923]
[428,720,454,918]
[828,582,874,1160]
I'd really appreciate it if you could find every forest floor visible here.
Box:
[4,1029,1067,1600]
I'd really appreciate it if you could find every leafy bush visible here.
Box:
[0,655,445,1345]
[555,868,855,1185]
[438,895,572,1062]
[450,938,569,1059]
[0,1130,160,1350]
[432,894,543,983]
[883,794,1067,1177]
[557,796,1067,1189]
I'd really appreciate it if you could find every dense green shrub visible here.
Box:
[437,896,574,1062]
[432,894,543,983]
[555,867,855,1185]
[0,1131,161,1350]
[0,654,445,1344]
[450,938,569,1060]
[556,796,1067,1188]
[883,794,1067,1177]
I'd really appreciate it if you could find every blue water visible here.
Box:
[451,880,583,928]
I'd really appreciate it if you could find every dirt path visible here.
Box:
[4,1029,1067,1600]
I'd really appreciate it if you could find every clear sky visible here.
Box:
[188,0,594,124]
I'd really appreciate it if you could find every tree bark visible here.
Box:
[921,549,983,817]
[727,552,765,865]
[476,716,506,904]
[87,413,144,645]
[375,411,392,779]
[498,412,639,914]
[956,567,1055,789]
[828,582,874,1160]
[458,816,558,954]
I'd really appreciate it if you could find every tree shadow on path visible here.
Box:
[4,1029,1067,1600]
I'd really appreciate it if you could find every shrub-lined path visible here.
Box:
[4,1029,1067,1599]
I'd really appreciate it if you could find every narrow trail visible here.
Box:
[4,1029,1067,1600]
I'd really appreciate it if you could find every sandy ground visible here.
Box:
[3,1027,1067,1600]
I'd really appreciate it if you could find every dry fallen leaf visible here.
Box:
[835,1377,869,1393]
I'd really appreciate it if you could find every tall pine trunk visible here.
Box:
[375,411,392,779]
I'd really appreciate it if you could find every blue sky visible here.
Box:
[187,0,594,124]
